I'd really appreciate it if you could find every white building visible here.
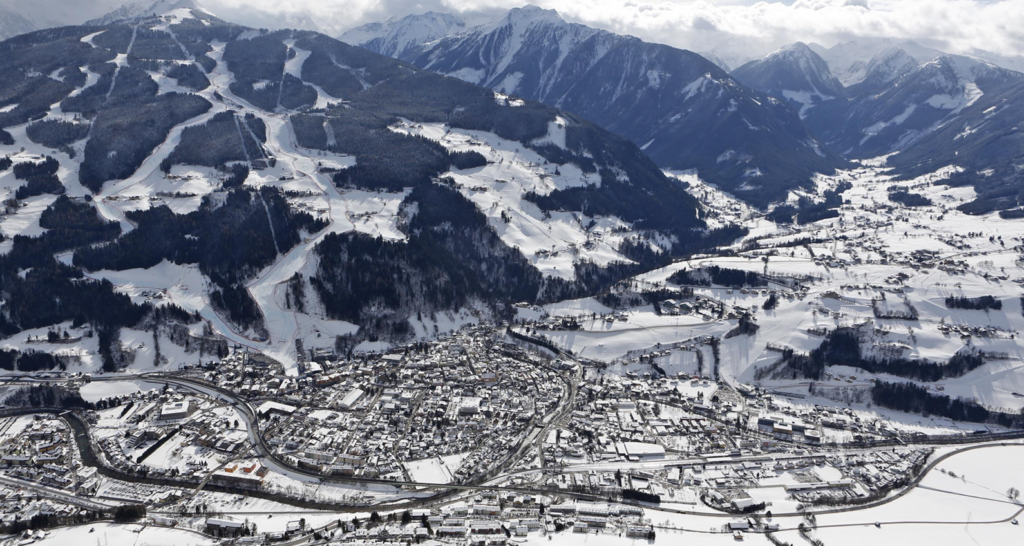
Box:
[159,400,192,420]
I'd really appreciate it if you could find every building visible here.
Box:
[340,388,365,410]
[212,461,267,488]
[206,518,245,538]
[627,525,653,538]
[616,442,666,460]
[159,400,193,420]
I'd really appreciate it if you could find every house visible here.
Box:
[627,525,653,538]
[206,518,245,538]
[732,498,757,511]
[212,461,267,487]
[469,521,502,534]
[438,526,467,537]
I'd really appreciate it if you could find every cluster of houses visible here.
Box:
[0,416,75,491]
[90,389,250,482]
[188,329,568,483]
[0,484,84,534]
[205,495,653,544]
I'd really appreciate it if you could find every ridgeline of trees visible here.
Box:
[161,110,268,172]
[872,380,1024,428]
[25,120,89,151]
[167,62,211,91]
[888,187,932,207]
[779,327,987,382]
[449,150,488,170]
[945,295,1001,311]
[13,156,64,200]
[2,384,92,409]
[767,182,851,224]
[668,265,768,288]
[0,349,71,372]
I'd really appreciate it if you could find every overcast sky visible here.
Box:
[9,1,1023,59]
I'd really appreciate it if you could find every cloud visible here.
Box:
[527,0,1024,59]
[18,0,1016,60]
[226,1,1020,59]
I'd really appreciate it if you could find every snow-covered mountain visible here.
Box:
[845,46,920,95]
[965,48,1024,75]
[810,39,944,87]
[702,36,775,76]
[85,0,204,26]
[0,5,33,41]
[696,50,732,72]
[731,42,844,117]
[351,6,844,206]
[0,6,721,370]
[888,76,1024,214]
[805,55,1024,158]
[340,11,466,59]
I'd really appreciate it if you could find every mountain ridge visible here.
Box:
[0,6,725,366]
[345,5,845,207]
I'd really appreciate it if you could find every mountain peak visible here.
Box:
[86,0,204,26]
[732,41,843,115]
[340,10,466,60]
[923,53,1015,85]
[490,4,565,30]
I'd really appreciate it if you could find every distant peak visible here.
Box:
[494,5,565,28]
[87,0,207,26]
[388,11,464,24]
[776,42,813,56]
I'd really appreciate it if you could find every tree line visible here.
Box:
[779,327,987,382]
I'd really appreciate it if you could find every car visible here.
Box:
[874,522,881,528]
[1012,519,1018,525]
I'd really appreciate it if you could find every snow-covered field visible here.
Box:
[35,523,215,545]
[533,163,1024,416]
